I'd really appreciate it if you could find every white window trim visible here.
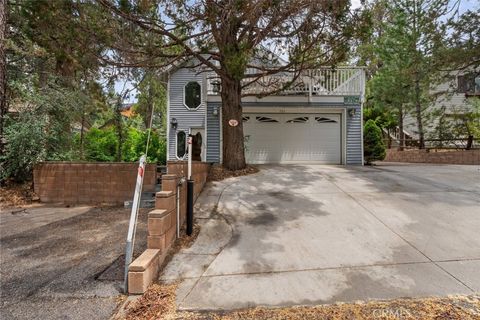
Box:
[175,130,187,160]
[183,81,202,111]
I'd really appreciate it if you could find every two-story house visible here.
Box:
[166,60,366,165]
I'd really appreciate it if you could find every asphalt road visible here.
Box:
[0,205,148,320]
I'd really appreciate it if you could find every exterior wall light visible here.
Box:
[211,80,221,94]
[213,106,219,116]
[171,117,178,130]
[348,108,356,117]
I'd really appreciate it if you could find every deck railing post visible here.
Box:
[308,70,312,101]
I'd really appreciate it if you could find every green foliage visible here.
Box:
[82,127,118,162]
[364,119,386,164]
[1,78,78,182]
[431,98,480,142]
[1,114,48,182]
[123,128,166,164]
[134,72,167,130]
[81,127,166,164]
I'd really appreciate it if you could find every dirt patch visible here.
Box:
[208,164,259,182]
[119,292,480,320]
[122,284,177,320]
[174,223,201,250]
[0,181,39,208]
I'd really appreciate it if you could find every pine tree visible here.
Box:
[364,119,386,164]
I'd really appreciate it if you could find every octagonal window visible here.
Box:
[184,81,201,109]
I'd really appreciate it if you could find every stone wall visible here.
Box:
[384,149,480,165]
[33,162,157,205]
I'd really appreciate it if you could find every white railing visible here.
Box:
[207,67,365,97]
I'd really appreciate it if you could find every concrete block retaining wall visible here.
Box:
[384,149,480,165]
[33,162,157,205]
[128,160,211,294]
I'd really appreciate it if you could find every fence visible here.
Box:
[385,137,478,150]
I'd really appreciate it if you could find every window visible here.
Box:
[176,131,186,158]
[184,82,201,109]
[457,73,480,95]
[315,117,337,123]
[256,116,279,123]
[286,116,309,123]
[242,116,250,122]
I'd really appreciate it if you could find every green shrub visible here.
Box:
[364,119,386,164]
[1,114,48,182]
[83,127,118,162]
[122,128,166,164]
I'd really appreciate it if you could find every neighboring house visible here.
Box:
[166,60,365,165]
[120,103,136,118]
[403,69,480,139]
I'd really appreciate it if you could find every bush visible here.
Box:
[1,112,74,182]
[122,128,166,164]
[364,119,386,164]
[83,127,118,162]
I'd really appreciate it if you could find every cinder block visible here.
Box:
[155,191,175,212]
[128,249,161,294]
[147,234,166,250]
[148,213,172,236]
[148,209,168,218]
[161,174,178,194]
[165,226,176,248]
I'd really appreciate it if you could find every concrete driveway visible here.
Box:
[161,164,480,310]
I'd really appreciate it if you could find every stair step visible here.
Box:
[124,199,155,209]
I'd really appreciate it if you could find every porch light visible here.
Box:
[171,117,178,130]
[348,108,356,117]
[211,80,221,93]
[213,106,219,116]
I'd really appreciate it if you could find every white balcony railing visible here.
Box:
[207,67,365,97]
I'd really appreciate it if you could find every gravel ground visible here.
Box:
[0,205,148,320]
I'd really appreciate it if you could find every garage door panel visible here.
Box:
[244,113,341,164]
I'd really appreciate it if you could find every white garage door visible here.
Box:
[243,113,341,164]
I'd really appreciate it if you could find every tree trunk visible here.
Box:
[145,80,153,129]
[414,77,425,149]
[80,111,85,160]
[220,77,246,170]
[115,103,123,162]
[0,0,7,156]
[398,104,404,151]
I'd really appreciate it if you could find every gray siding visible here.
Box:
[168,66,363,165]
[346,105,363,165]
[206,102,221,162]
[168,67,206,161]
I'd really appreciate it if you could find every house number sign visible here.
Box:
[228,119,239,127]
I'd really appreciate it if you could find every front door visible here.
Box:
[190,128,205,162]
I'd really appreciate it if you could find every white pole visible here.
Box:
[123,154,146,293]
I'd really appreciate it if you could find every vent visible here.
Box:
[256,116,279,123]
[315,117,337,123]
[286,116,309,123]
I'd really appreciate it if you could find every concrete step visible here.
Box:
[123,199,155,209]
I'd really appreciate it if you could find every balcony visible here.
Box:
[207,67,365,98]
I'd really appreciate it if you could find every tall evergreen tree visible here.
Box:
[97,0,360,170]
[365,0,455,149]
